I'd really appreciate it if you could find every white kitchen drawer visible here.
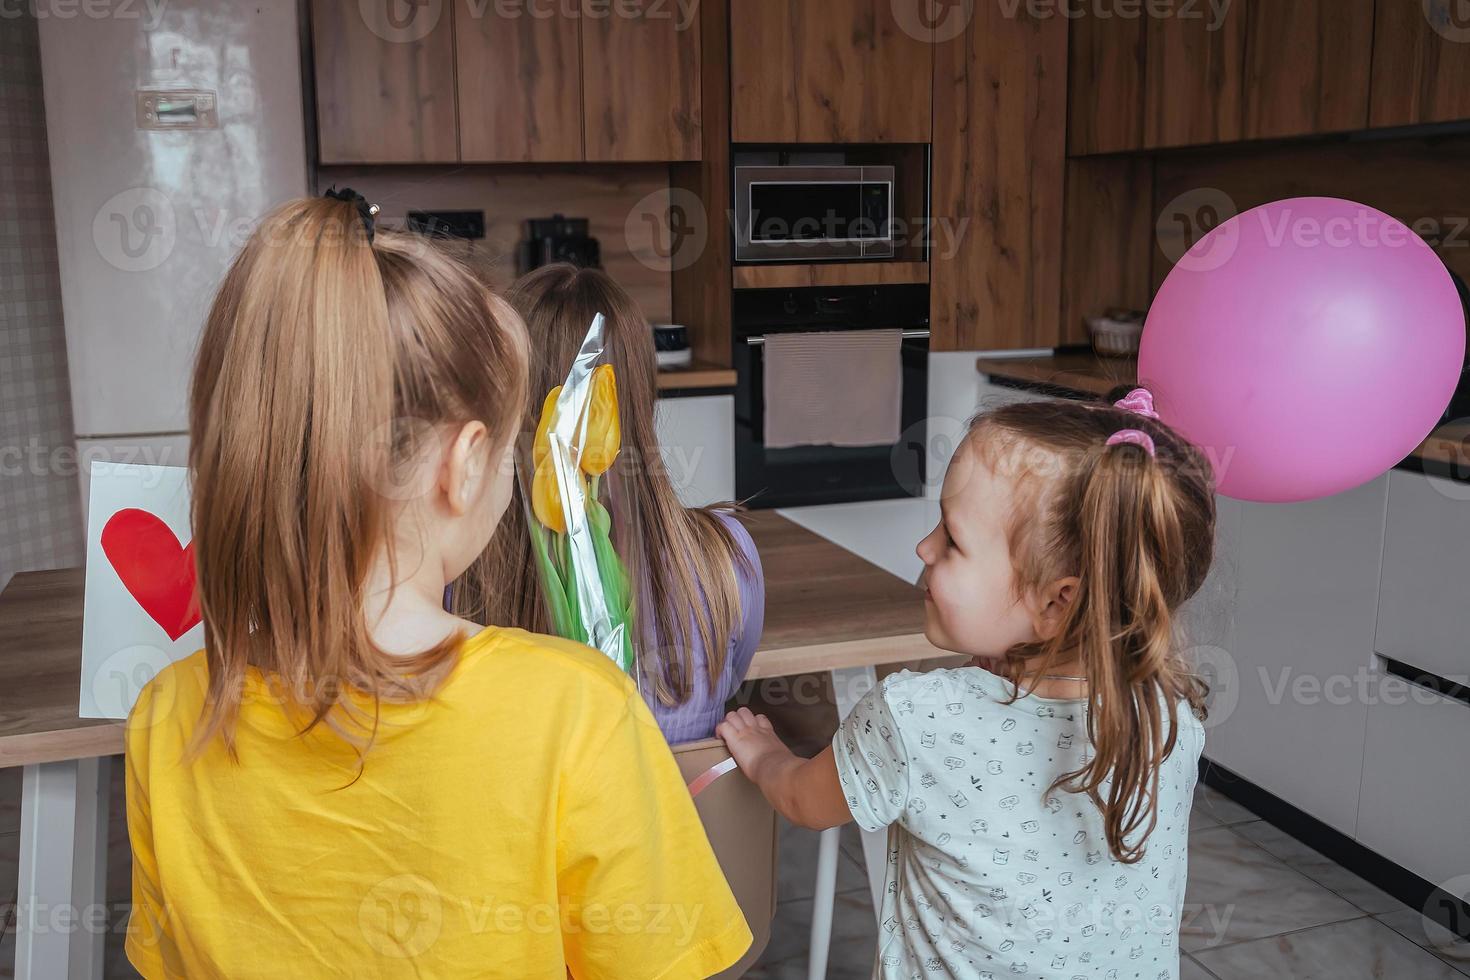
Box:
[1356,671,1470,887]
[1204,476,1389,837]
[655,394,735,508]
[1375,469,1470,684]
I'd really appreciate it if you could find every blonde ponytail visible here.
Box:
[188,198,526,758]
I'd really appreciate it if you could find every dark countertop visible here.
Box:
[976,352,1465,471]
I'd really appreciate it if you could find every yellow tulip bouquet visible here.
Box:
[523,314,637,676]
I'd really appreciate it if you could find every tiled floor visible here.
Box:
[746,784,1470,979]
[0,770,1466,978]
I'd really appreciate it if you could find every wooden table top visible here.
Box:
[0,568,120,767]
[977,351,1465,469]
[0,513,936,767]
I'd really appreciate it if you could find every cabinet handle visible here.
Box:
[745,328,930,347]
[1378,655,1470,708]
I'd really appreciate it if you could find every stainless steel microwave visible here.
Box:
[733,165,895,262]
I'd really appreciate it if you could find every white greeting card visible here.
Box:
[80,461,203,719]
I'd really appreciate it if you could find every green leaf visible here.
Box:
[530,525,574,637]
[558,532,588,645]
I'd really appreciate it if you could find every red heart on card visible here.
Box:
[100,508,201,641]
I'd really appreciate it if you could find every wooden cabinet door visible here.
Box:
[311,0,459,163]
[582,0,702,161]
[1370,0,1470,127]
[1243,0,1373,139]
[1143,0,1248,148]
[455,1,582,161]
[1067,9,1147,154]
[931,0,1066,350]
[731,0,931,143]
[730,0,798,141]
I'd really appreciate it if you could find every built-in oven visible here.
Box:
[734,165,895,262]
[734,284,929,508]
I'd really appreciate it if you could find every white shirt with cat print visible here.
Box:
[833,665,1203,980]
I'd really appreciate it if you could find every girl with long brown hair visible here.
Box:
[717,388,1215,980]
[461,263,763,744]
[123,196,751,977]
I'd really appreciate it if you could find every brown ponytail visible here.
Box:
[187,198,526,758]
[969,395,1215,863]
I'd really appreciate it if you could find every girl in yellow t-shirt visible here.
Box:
[123,193,751,979]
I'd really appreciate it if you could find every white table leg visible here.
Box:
[806,825,840,980]
[16,757,109,980]
[807,665,886,979]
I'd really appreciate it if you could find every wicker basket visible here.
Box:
[1086,312,1145,358]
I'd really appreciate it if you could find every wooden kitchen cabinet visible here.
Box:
[1243,0,1373,140]
[930,0,1066,350]
[455,1,583,161]
[1067,7,1147,154]
[582,0,703,161]
[1143,0,1248,148]
[1370,0,1470,127]
[730,0,932,143]
[310,0,459,163]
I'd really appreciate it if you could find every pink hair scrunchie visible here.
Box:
[1113,388,1160,419]
[1106,429,1157,457]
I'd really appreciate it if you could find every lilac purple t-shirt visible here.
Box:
[638,512,766,744]
[448,513,765,744]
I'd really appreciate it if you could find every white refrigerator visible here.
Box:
[38,0,309,514]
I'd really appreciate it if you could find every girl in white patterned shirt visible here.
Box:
[719,390,1215,980]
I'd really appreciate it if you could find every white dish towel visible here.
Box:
[762,329,904,449]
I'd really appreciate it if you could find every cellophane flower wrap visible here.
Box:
[520,314,637,678]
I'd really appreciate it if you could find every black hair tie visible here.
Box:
[323,185,379,243]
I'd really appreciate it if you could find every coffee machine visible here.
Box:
[517,215,601,274]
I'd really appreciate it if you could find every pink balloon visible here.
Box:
[1140,197,1466,503]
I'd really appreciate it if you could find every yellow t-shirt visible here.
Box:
[124,627,752,979]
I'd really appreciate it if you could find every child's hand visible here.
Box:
[716,708,788,783]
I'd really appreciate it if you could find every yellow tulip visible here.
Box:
[533,385,561,469]
[531,459,585,534]
[580,365,621,477]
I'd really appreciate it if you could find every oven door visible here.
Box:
[734,166,895,263]
[734,330,927,508]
